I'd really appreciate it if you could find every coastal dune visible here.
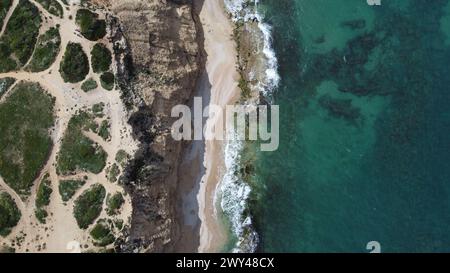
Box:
[196,0,241,253]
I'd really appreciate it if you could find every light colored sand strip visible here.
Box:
[197,0,240,253]
[0,176,25,211]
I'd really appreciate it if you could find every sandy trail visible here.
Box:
[0,177,25,211]
[197,0,240,253]
[0,0,19,38]
[0,2,137,252]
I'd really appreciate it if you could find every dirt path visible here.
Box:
[0,0,19,38]
[0,177,25,211]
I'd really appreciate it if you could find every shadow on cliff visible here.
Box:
[172,0,212,253]
[116,0,213,253]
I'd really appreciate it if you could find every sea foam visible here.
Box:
[220,0,280,253]
[220,133,259,253]
[224,0,280,96]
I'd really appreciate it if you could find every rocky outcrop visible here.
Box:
[107,0,204,252]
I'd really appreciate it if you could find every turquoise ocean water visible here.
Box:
[247,0,450,252]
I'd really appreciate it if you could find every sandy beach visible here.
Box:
[196,0,241,253]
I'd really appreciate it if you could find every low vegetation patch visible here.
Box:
[115,150,129,168]
[0,192,21,237]
[0,0,41,72]
[91,102,104,117]
[35,0,63,18]
[0,81,55,196]
[100,72,115,90]
[90,219,115,246]
[238,76,251,99]
[56,111,107,175]
[0,77,15,98]
[73,184,105,229]
[75,9,106,41]
[58,179,86,202]
[81,78,98,92]
[98,120,110,141]
[0,0,13,30]
[114,219,123,230]
[35,174,52,224]
[91,43,111,73]
[106,163,119,183]
[106,192,124,216]
[27,27,61,72]
[59,42,89,83]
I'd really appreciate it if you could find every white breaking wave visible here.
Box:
[220,132,259,253]
[219,0,280,253]
[223,0,248,16]
[224,0,280,96]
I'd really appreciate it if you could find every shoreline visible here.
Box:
[196,0,241,253]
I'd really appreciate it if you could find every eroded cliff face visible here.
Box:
[106,0,204,252]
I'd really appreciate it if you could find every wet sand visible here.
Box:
[196,0,240,253]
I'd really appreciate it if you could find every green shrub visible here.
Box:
[106,163,119,183]
[27,27,61,72]
[75,9,106,41]
[58,179,86,202]
[0,0,41,72]
[35,0,63,18]
[56,112,107,175]
[92,102,104,117]
[73,184,105,229]
[81,78,98,92]
[100,72,115,90]
[35,174,52,223]
[90,219,115,246]
[0,81,55,196]
[0,192,21,237]
[91,43,111,73]
[115,150,129,168]
[0,42,18,72]
[59,42,89,83]
[98,120,110,141]
[0,77,15,98]
[35,208,48,224]
[0,0,13,30]
[106,192,124,216]
[114,219,123,230]
[36,174,52,208]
